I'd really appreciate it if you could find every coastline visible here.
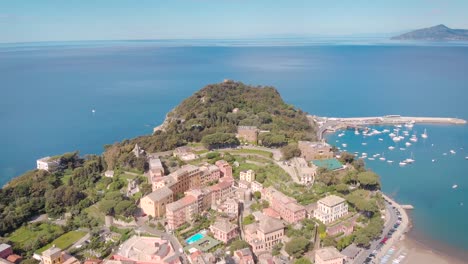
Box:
[381,193,467,264]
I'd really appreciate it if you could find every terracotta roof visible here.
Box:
[6,255,22,263]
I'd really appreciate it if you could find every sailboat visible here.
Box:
[421,129,428,139]
[379,153,386,161]
[404,152,415,164]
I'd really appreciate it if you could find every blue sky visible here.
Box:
[1,0,467,43]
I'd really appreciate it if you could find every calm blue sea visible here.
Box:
[1,40,467,252]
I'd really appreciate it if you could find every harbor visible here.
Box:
[310,115,467,140]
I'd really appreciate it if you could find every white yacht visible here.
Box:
[389,132,396,138]
[387,160,394,164]
[432,159,436,162]
[400,147,406,151]
[399,161,407,166]
[410,135,418,142]
[368,157,375,161]
[452,184,458,189]
[355,129,360,135]
[378,138,383,141]
[379,156,386,161]
[342,143,347,148]
[338,133,345,137]
[405,142,412,147]
[404,122,414,129]
[421,129,428,139]
[362,142,367,146]
[450,150,456,154]
[388,146,395,150]
[382,129,390,133]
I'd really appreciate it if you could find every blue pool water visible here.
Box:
[186,233,205,244]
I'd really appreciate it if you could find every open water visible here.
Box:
[1,39,467,253]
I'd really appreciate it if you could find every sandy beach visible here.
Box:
[393,236,467,264]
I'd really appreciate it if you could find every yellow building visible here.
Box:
[140,186,174,218]
[239,170,255,182]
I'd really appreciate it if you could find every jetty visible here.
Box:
[310,115,467,140]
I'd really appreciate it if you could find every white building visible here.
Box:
[36,157,60,172]
[240,169,255,182]
[315,247,346,264]
[313,195,348,224]
[293,157,317,185]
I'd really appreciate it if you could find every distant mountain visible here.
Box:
[391,24,468,41]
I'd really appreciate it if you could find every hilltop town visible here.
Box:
[0,82,408,264]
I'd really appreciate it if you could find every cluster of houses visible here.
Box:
[31,128,354,264]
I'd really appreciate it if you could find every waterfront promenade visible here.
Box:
[309,115,467,140]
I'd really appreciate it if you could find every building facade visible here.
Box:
[215,160,232,178]
[140,186,174,218]
[244,214,285,254]
[239,170,255,182]
[199,164,221,186]
[237,126,259,143]
[209,219,239,244]
[262,187,306,224]
[315,247,346,264]
[313,195,348,224]
[166,195,198,230]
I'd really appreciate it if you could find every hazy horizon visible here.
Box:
[1,0,468,43]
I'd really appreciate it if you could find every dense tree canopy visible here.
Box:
[105,82,317,167]
[281,143,302,160]
[285,237,310,258]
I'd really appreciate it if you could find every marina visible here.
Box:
[312,115,466,140]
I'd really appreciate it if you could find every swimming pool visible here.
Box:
[186,232,205,245]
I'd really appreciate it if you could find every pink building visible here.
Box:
[199,164,221,186]
[262,187,306,224]
[0,243,13,259]
[209,219,239,244]
[209,179,235,203]
[233,248,255,264]
[215,160,232,178]
[166,195,198,230]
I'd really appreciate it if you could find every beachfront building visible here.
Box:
[239,169,255,182]
[209,219,239,244]
[237,126,259,143]
[263,187,306,224]
[112,236,180,264]
[199,164,221,186]
[314,247,345,264]
[140,186,173,218]
[215,160,232,178]
[313,195,348,224]
[173,146,198,161]
[298,141,333,161]
[244,214,285,254]
[36,157,60,172]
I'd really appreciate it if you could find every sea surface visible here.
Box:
[1,39,467,253]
